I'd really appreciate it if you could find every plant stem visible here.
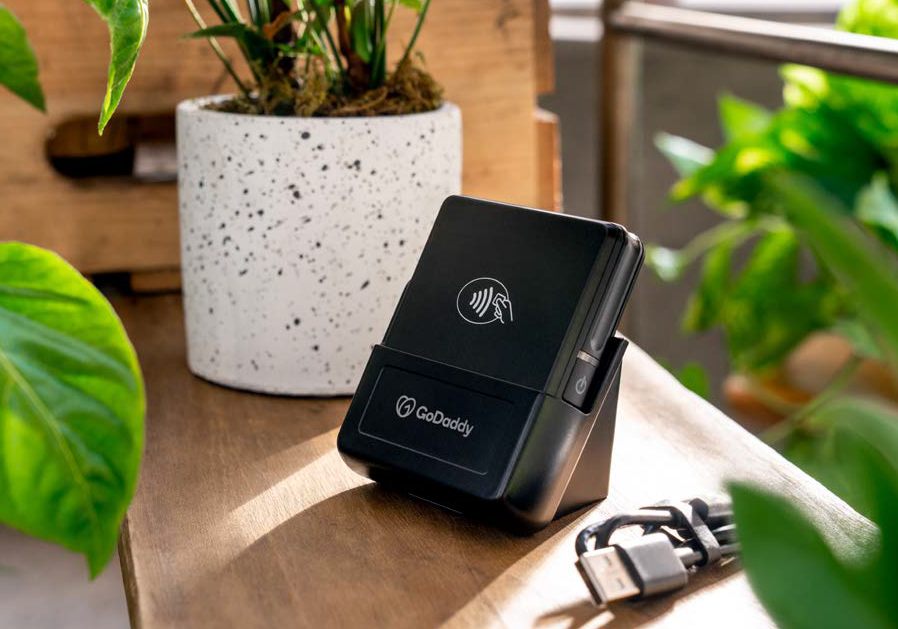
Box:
[258,0,272,25]
[220,0,244,21]
[397,0,431,68]
[183,0,253,98]
[334,0,370,90]
[763,352,864,446]
[370,0,395,87]
[307,0,345,80]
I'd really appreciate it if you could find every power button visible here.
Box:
[563,352,599,409]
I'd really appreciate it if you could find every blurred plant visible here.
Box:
[0,244,145,577]
[730,172,898,629]
[650,2,898,621]
[183,0,441,116]
[649,0,898,386]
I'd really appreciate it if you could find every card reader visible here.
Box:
[337,196,643,531]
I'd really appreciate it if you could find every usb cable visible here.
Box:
[575,496,739,605]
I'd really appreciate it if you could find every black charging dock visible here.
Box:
[337,196,642,532]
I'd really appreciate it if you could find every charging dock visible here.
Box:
[337,196,642,533]
[338,336,628,532]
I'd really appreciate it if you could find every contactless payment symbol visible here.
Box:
[456,277,514,325]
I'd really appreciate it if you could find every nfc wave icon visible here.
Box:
[456,277,514,325]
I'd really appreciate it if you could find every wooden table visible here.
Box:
[116,295,868,628]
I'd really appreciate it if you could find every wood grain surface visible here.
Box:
[3,0,549,274]
[116,295,871,629]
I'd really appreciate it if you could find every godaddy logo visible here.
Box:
[396,395,417,418]
[394,395,474,438]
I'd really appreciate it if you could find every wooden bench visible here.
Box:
[115,294,867,628]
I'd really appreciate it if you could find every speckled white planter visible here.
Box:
[176,97,462,395]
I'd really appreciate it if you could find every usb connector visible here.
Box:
[577,546,640,604]
[575,497,739,606]
[577,532,689,605]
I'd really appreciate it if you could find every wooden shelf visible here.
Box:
[114,295,868,628]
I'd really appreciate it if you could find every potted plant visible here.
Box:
[176,0,462,395]
[0,0,456,576]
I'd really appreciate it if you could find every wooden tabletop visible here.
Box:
[116,295,868,629]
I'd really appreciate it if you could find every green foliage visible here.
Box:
[83,0,149,134]
[185,0,441,116]
[0,243,145,577]
[0,4,44,111]
[653,0,898,378]
[654,4,898,622]
[730,172,898,629]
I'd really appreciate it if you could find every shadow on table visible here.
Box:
[206,481,582,628]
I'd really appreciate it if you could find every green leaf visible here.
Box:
[82,0,148,135]
[682,238,732,332]
[673,362,710,399]
[187,23,277,65]
[781,64,829,109]
[837,0,898,37]
[730,483,894,629]
[718,93,772,141]
[655,133,713,179]
[350,0,372,63]
[856,173,898,250]
[0,4,45,111]
[722,227,837,372]
[398,0,423,10]
[0,243,145,577]
[768,172,898,369]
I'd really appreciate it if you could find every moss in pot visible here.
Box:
[177,0,462,395]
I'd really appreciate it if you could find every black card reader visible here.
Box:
[337,196,644,531]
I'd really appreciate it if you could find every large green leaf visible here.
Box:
[730,483,894,629]
[738,396,898,627]
[83,0,148,134]
[0,4,44,111]
[817,399,898,571]
[0,243,145,577]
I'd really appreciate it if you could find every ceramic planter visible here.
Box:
[176,97,462,395]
